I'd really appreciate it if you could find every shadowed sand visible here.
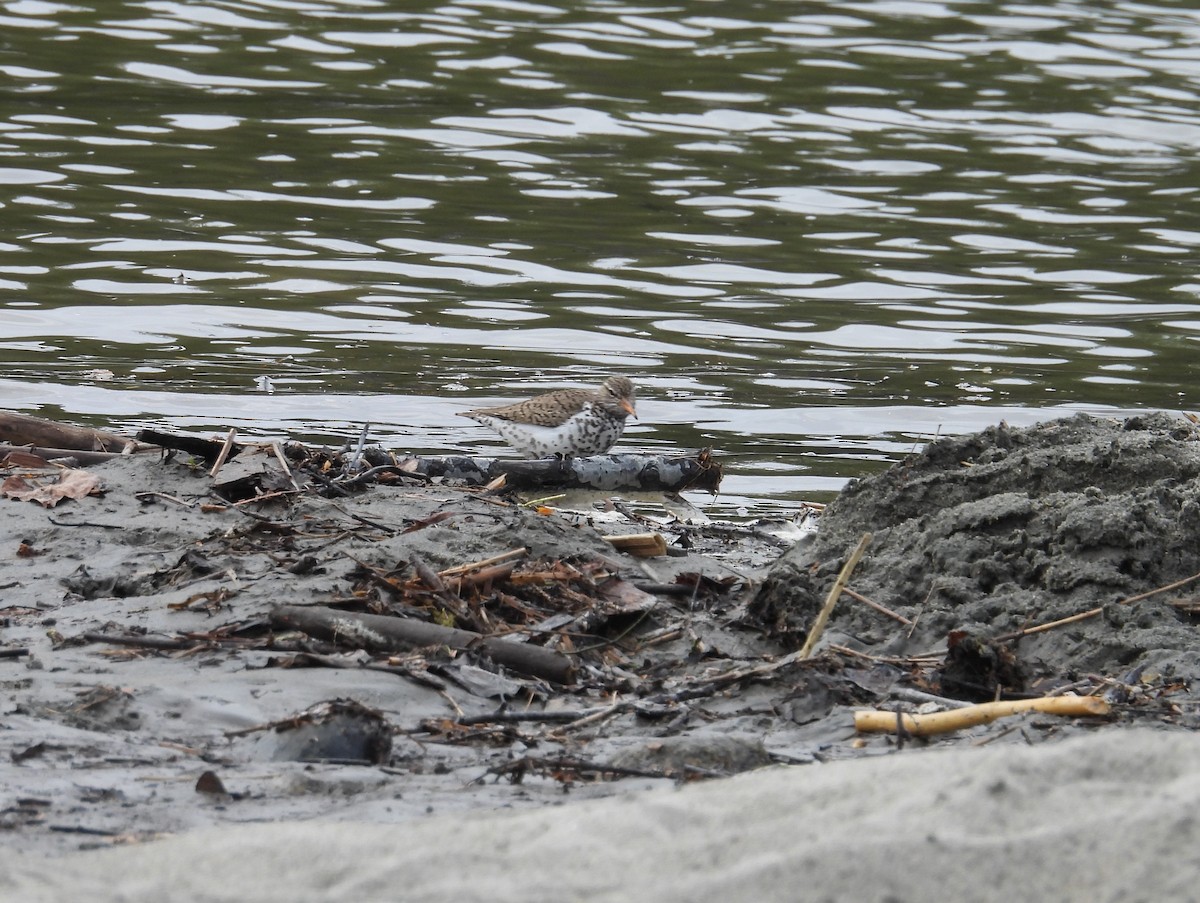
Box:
[3,728,1196,902]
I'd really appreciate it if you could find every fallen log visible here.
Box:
[5,413,723,494]
[394,450,722,493]
[0,443,131,466]
[0,412,150,455]
[137,428,243,464]
[271,604,576,685]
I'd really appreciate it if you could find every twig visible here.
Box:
[827,643,943,665]
[907,578,939,639]
[889,687,973,710]
[271,441,300,492]
[523,493,566,508]
[323,500,394,534]
[446,562,519,591]
[208,429,237,478]
[611,499,659,529]
[439,547,529,578]
[550,702,624,733]
[1118,570,1200,605]
[440,689,464,717]
[133,491,196,508]
[994,606,1103,642]
[476,755,676,784]
[46,518,122,529]
[84,633,195,651]
[455,708,604,726]
[841,587,912,626]
[800,532,872,659]
[972,723,1023,747]
[348,422,371,473]
[334,464,434,489]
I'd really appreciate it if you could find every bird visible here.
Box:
[459,376,637,458]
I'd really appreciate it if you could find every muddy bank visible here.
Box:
[0,443,790,857]
[754,411,1200,706]
[0,411,1195,863]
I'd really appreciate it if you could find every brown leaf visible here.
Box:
[2,451,52,467]
[401,511,454,534]
[2,469,104,507]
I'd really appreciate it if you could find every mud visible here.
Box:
[2,412,1197,859]
[754,411,1200,704]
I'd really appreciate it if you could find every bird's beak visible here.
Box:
[622,399,637,418]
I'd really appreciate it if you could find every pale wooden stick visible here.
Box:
[208,429,237,478]
[1118,570,1200,605]
[271,441,300,492]
[551,702,623,735]
[841,587,912,626]
[438,547,529,577]
[993,572,1200,642]
[854,695,1110,737]
[828,643,943,665]
[800,532,872,659]
[995,606,1103,642]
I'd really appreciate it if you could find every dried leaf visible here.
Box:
[2,451,52,467]
[2,469,104,507]
[401,511,454,534]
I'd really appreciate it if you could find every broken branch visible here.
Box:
[271,604,575,684]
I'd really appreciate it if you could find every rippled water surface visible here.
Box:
[4,0,1200,513]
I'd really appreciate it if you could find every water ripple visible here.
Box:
[1,0,1199,512]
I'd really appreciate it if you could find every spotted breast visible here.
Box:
[459,376,637,458]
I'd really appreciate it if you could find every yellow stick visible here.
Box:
[854,695,1110,737]
[800,532,872,659]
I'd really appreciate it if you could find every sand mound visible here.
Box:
[753,412,1200,695]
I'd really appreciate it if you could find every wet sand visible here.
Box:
[3,412,1199,900]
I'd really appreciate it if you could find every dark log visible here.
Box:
[0,412,147,455]
[137,428,242,463]
[271,604,576,685]
[395,450,722,493]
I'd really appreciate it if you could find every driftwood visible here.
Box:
[0,412,157,463]
[138,428,243,464]
[271,604,575,685]
[0,443,129,466]
[4,412,722,494]
[853,695,1111,736]
[394,451,722,493]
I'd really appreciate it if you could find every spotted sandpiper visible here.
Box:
[459,376,637,458]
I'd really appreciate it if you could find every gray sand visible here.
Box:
[4,412,1200,900]
[3,728,1196,902]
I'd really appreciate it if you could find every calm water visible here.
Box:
[2,0,1199,514]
